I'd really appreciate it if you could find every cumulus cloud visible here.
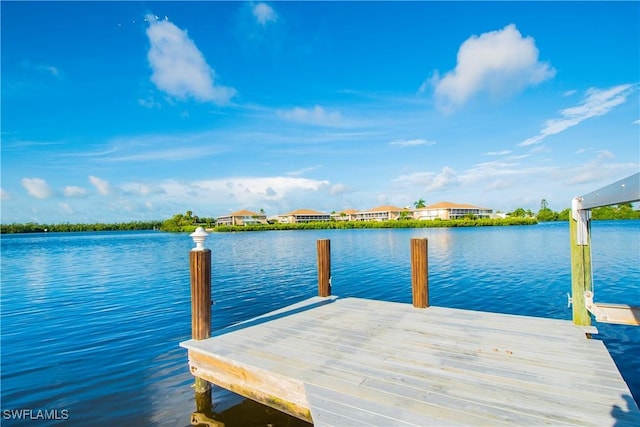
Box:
[277,105,343,126]
[21,177,54,199]
[145,14,236,104]
[64,186,87,198]
[252,2,278,26]
[394,167,460,192]
[519,84,635,146]
[89,176,113,196]
[330,183,351,195]
[427,166,460,191]
[426,24,555,111]
[159,176,329,207]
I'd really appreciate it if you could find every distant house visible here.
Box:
[216,209,267,226]
[413,202,492,220]
[331,209,359,221]
[278,209,331,224]
[355,205,410,222]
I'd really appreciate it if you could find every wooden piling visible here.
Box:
[569,208,592,327]
[317,239,331,297]
[190,241,212,395]
[411,238,429,308]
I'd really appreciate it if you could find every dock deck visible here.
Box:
[181,296,640,426]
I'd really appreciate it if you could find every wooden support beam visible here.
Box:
[317,239,331,297]
[411,238,429,308]
[569,203,592,327]
[189,228,213,396]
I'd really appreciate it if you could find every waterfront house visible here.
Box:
[278,209,331,224]
[413,201,493,220]
[331,209,359,221]
[216,209,267,226]
[354,205,410,222]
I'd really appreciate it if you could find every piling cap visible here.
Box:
[190,227,208,251]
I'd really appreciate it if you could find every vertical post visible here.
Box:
[189,227,212,395]
[317,239,331,297]
[570,198,592,326]
[411,238,429,308]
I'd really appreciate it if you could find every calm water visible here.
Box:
[1,221,639,426]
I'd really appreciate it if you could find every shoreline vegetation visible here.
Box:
[1,204,638,234]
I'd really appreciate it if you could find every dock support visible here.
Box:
[317,239,331,297]
[570,198,592,327]
[189,228,212,398]
[411,238,429,308]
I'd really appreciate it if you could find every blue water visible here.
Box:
[1,221,639,426]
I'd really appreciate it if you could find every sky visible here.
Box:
[1,1,639,224]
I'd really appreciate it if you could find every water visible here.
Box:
[1,221,639,426]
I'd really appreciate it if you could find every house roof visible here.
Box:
[218,209,263,218]
[282,208,329,216]
[422,201,490,210]
[362,205,408,213]
[334,209,358,215]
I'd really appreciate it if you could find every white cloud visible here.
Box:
[59,202,74,214]
[37,64,60,77]
[427,24,555,111]
[277,105,343,126]
[567,150,634,185]
[427,166,460,191]
[145,14,236,104]
[389,139,436,147]
[519,84,635,146]
[484,150,511,156]
[394,166,460,192]
[0,188,10,200]
[252,3,278,26]
[159,176,329,207]
[286,165,322,177]
[64,186,87,198]
[89,176,113,196]
[330,183,351,195]
[121,182,163,196]
[21,177,54,199]
[138,96,161,109]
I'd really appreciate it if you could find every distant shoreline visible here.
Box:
[3,216,639,234]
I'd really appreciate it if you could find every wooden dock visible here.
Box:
[181,296,640,426]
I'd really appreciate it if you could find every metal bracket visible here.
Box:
[571,197,590,246]
[584,291,640,326]
[567,293,572,308]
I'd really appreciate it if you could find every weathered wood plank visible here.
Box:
[181,296,640,427]
[202,326,629,424]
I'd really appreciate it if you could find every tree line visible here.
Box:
[509,202,639,222]
[0,220,163,234]
[1,203,637,234]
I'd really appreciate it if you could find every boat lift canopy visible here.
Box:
[571,172,640,326]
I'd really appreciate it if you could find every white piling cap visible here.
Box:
[190,227,209,251]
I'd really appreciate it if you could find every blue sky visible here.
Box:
[2,1,639,223]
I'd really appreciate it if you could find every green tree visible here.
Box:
[508,208,527,217]
[557,208,571,221]
[536,208,558,222]
[414,199,426,209]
